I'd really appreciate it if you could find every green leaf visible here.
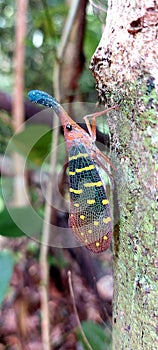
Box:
[0,177,14,204]
[0,195,4,212]
[0,206,42,238]
[84,15,102,59]
[10,124,52,166]
[0,250,14,305]
[77,321,111,350]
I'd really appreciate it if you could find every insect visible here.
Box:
[28,90,116,253]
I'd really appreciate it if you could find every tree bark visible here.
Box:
[90,1,157,349]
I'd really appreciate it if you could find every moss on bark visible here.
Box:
[109,81,157,350]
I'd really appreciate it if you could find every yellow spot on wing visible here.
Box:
[103,235,108,240]
[69,153,88,161]
[102,199,109,205]
[74,203,79,207]
[69,164,95,175]
[94,221,99,226]
[81,232,84,236]
[69,188,83,194]
[96,242,100,247]
[84,181,102,188]
[76,164,95,173]
[103,217,111,223]
[88,229,92,234]
[80,215,85,220]
[87,199,95,204]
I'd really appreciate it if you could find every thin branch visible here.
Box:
[89,0,107,14]
[54,0,81,100]
[12,0,28,132]
[57,0,80,60]
[39,120,59,350]
[39,1,81,349]
[68,270,94,350]
[12,0,28,207]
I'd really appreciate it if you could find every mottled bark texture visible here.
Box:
[90,1,157,349]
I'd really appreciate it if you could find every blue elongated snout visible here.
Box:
[28,90,60,113]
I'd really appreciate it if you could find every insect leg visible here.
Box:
[83,105,118,142]
[96,148,117,171]
[90,152,115,188]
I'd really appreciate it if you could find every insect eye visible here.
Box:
[66,124,72,131]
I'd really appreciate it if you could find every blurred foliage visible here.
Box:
[0,250,14,305]
[9,124,66,166]
[0,113,13,153]
[0,0,105,158]
[0,0,16,92]
[89,0,108,23]
[10,124,52,165]
[0,0,104,95]
[77,320,111,350]
[48,250,68,270]
[0,205,42,237]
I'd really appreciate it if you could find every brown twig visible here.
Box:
[12,0,28,207]
[68,270,94,350]
[39,122,59,350]
[89,0,107,14]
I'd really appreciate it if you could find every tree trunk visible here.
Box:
[90,1,157,349]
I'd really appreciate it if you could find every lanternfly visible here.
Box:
[28,90,116,253]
